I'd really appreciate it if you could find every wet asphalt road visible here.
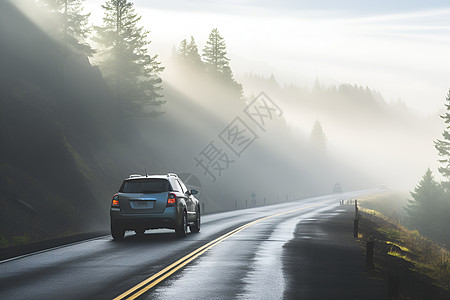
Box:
[0,190,374,300]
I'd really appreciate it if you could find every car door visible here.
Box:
[177,179,196,222]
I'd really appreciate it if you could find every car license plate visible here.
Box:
[131,201,154,209]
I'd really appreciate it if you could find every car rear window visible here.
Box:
[119,178,170,193]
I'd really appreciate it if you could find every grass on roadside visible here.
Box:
[360,205,450,292]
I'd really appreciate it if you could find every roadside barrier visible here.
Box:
[354,199,359,238]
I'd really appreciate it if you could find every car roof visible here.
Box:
[124,173,179,181]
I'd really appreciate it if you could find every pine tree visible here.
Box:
[176,36,203,70]
[202,28,242,98]
[405,168,445,240]
[187,36,202,66]
[39,0,95,57]
[177,39,189,61]
[435,90,450,189]
[313,78,321,93]
[310,120,327,156]
[202,28,231,79]
[94,0,164,117]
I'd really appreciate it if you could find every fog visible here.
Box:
[10,0,447,194]
[135,56,442,212]
[89,0,449,191]
[83,0,450,114]
[1,0,449,244]
[15,1,450,113]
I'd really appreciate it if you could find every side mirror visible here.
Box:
[190,189,199,195]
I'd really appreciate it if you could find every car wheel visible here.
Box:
[111,223,125,241]
[189,207,201,233]
[176,211,187,237]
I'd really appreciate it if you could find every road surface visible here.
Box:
[0,190,373,299]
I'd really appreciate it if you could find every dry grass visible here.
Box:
[360,206,450,292]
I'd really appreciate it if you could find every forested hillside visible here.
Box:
[0,0,443,247]
[0,1,163,246]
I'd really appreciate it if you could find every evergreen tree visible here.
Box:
[94,0,164,117]
[187,36,202,66]
[435,90,450,189]
[176,36,203,70]
[313,78,321,93]
[177,39,189,61]
[202,28,242,98]
[202,28,231,79]
[405,168,446,241]
[310,120,327,156]
[39,0,95,57]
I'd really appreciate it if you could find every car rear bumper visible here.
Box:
[110,207,179,230]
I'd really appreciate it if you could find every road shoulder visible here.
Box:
[282,204,386,299]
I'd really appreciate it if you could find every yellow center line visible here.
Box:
[114,200,330,300]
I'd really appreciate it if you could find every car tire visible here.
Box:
[189,207,201,233]
[111,223,125,241]
[176,211,188,237]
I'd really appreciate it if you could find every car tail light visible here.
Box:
[111,194,119,207]
[167,193,176,207]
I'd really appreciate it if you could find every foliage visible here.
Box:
[12,234,32,246]
[202,28,242,97]
[0,233,33,249]
[359,192,409,221]
[435,90,450,189]
[38,0,95,57]
[377,227,401,240]
[94,0,164,117]
[177,36,202,67]
[177,39,188,60]
[310,120,327,156]
[202,28,230,78]
[405,169,449,243]
[0,233,9,248]
[396,90,450,246]
[361,209,450,291]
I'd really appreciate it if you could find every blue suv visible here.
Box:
[110,173,200,240]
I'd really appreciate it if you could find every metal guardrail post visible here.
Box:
[354,199,359,238]
[353,219,359,238]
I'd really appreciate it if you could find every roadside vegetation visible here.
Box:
[1,0,448,253]
[358,191,409,221]
[356,91,450,298]
[358,194,450,298]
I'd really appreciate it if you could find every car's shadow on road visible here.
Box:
[110,231,184,245]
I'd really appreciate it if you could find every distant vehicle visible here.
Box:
[379,184,389,191]
[333,183,342,193]
[110,173,200,240]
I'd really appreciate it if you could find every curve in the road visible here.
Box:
[114,201,328,300]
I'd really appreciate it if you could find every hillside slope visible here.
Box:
[0,1,163,246]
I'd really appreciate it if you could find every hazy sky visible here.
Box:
[85,1,450,114]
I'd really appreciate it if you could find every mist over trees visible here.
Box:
[174,28,243,99]
[1,0,446,248]
[38,0,95,57]
[176,28,243,99]
[0,0,167,247]
[177,36,202,68]
[310,120,327,156]
[405,169,447,241]
[405,90,450,244]
[435,90,450,189]
[93,0,164,117]
[202,29,230,79]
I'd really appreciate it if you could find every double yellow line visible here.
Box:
[114,201,326,300]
